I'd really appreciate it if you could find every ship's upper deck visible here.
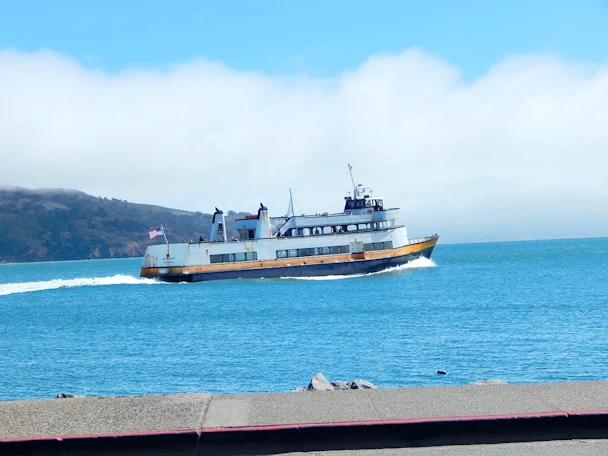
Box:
[229,166,402,240]
[267,184,400,238]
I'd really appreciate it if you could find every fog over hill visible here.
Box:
[0,187,246,263]
[2,50,608,243]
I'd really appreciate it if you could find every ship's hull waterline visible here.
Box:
[141,237,438,283]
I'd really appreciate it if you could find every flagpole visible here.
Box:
[161,224,169,245]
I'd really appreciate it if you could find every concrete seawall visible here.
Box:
[2,380,608,455]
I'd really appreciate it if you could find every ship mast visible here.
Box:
[287,188,295,218]
[348,163,357,198]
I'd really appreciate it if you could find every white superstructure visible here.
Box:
[141,167,438,282]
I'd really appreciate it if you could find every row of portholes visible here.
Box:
[276,245,350,259]
[289,221,394,237]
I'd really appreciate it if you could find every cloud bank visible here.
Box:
[1,49,607,242]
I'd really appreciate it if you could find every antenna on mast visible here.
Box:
[287,189,295,218]
[348,163,356,197]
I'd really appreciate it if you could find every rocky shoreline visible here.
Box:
[297,372,378,391]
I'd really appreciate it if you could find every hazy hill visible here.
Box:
[0,187,245,263]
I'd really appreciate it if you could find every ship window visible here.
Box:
[356,200,365,209]
[298,248,311,257]
[292,229,301,237]
[358,224,367,231]
[234,252,246,261]
[339,245,350,254]
[319,246,330,255]
[383,241,393,249]
[323,226,332,234]
[373,242,383,250]
[248,229,255,239]
[245,252,258,261]
[302,228,310,236]
[364,243,374,252]
[347,224,357,232]
[346,200,355,209]
[210,254,236,263]
[288,249,298,258]
[330,246,340,254]
[276,250,287,259]
[365,199,372,207]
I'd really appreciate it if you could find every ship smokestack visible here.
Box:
[210,208,227,242]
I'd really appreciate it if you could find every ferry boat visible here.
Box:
[140,169,438,282]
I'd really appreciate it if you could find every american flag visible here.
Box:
[149,227,164,239]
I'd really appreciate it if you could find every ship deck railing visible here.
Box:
[271,209,401,236]
[406,234,439,245]
[272,208,400,221]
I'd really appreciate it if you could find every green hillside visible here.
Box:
[0,187,245,263]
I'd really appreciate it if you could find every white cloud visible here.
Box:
[1,49,607,242]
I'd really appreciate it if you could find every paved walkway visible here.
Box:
[1,380,608,455]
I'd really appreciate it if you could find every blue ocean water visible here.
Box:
[1,238,607,401]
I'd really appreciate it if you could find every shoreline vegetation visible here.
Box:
[0,187,246,264]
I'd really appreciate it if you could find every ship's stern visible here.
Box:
[140,243,189,279]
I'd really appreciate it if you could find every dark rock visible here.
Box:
[55,393,85,398]
[331,380,351,390]
[351,379,378,389]
[308,373,334,391]
[437,370,448,375]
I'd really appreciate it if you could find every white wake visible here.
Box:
[0,274,161,296]
[280,256,437,281]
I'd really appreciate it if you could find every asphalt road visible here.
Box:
[280,439,608,455]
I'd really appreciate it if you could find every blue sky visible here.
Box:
[2,0,608,78]
[2,1,608,242]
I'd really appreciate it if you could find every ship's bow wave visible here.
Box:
[281,256,437,281]
[0,275,161,296]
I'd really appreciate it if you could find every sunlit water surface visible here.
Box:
[1,238,607,400]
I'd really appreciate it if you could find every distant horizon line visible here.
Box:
[438,235,608,246]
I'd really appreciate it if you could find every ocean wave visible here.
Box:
[280,256,437,281]
[0,274,161,296]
